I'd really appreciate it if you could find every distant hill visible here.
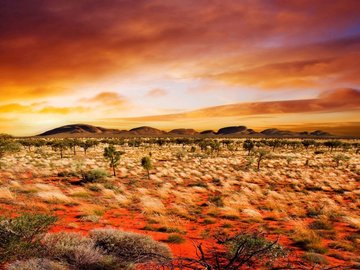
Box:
[200,130,216,135]
[128,126,166,135]
[37,124,334,138]
[169,129,199,135]
[310,130,332,136]
[217,126,258,135]
[260,128,297,136]
[260,128,333,137]
[38,124,123,136]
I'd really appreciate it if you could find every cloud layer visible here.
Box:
[0,1,359,135]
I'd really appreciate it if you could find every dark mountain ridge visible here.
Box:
[37,124,335,138]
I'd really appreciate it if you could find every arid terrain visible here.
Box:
[0,135,359,269]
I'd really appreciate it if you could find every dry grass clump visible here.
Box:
[141,195,165,214]
[78,204,105,223]
[6,258,68,270]
[37,190,72,203]
[242,208,263,220]
[302,252,328,265]
[291,222,327,254]
[343,216,360,229]
[0,187,14,200]
[114,194,130,205]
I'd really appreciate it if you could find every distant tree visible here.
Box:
[65,138,81,155]
[287,140,301,150]
[128,139,141,147]
[156,139,166,147]
[210,140,221,154]
[243,139,254,155]
[103,145,124,177]
[141,156,153,179]
[190,146,197,153]
[301,140,315,151]
[34,139,46,149]
[50,140,68,158]
[323,140,342,152]
[333,154,350,167]
[0,136,21,167]
[80,139,98,155]
[269,139,282,152]
[18,139,34,152]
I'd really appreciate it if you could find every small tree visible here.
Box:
[141,156,153,179]
[255,149,269,171]
[104,145,124,177]
[243,139,254,155]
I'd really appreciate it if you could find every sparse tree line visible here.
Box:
[0,134,358,175]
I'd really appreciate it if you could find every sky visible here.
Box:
[0,0,360,136]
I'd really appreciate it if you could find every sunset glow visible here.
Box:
[1,0,359,136]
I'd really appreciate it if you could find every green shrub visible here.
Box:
[0,214,57,263]
[221,223,233,228]
[165,234,185,244]
[309,219,333,230]
[188,181,208,188]
[81,169,108,183]
[226,233,286,260]
[157,227,182,233]
[58,171,79,177]
[203,218,216,225]
[208,195,224,207]
[302,252,328,264]
[88,185,101,192]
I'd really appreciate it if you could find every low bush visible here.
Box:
[6,258,68,270]
[89,228,172,264]
[42,232,110,270]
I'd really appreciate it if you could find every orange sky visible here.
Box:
[0,0,359,136]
